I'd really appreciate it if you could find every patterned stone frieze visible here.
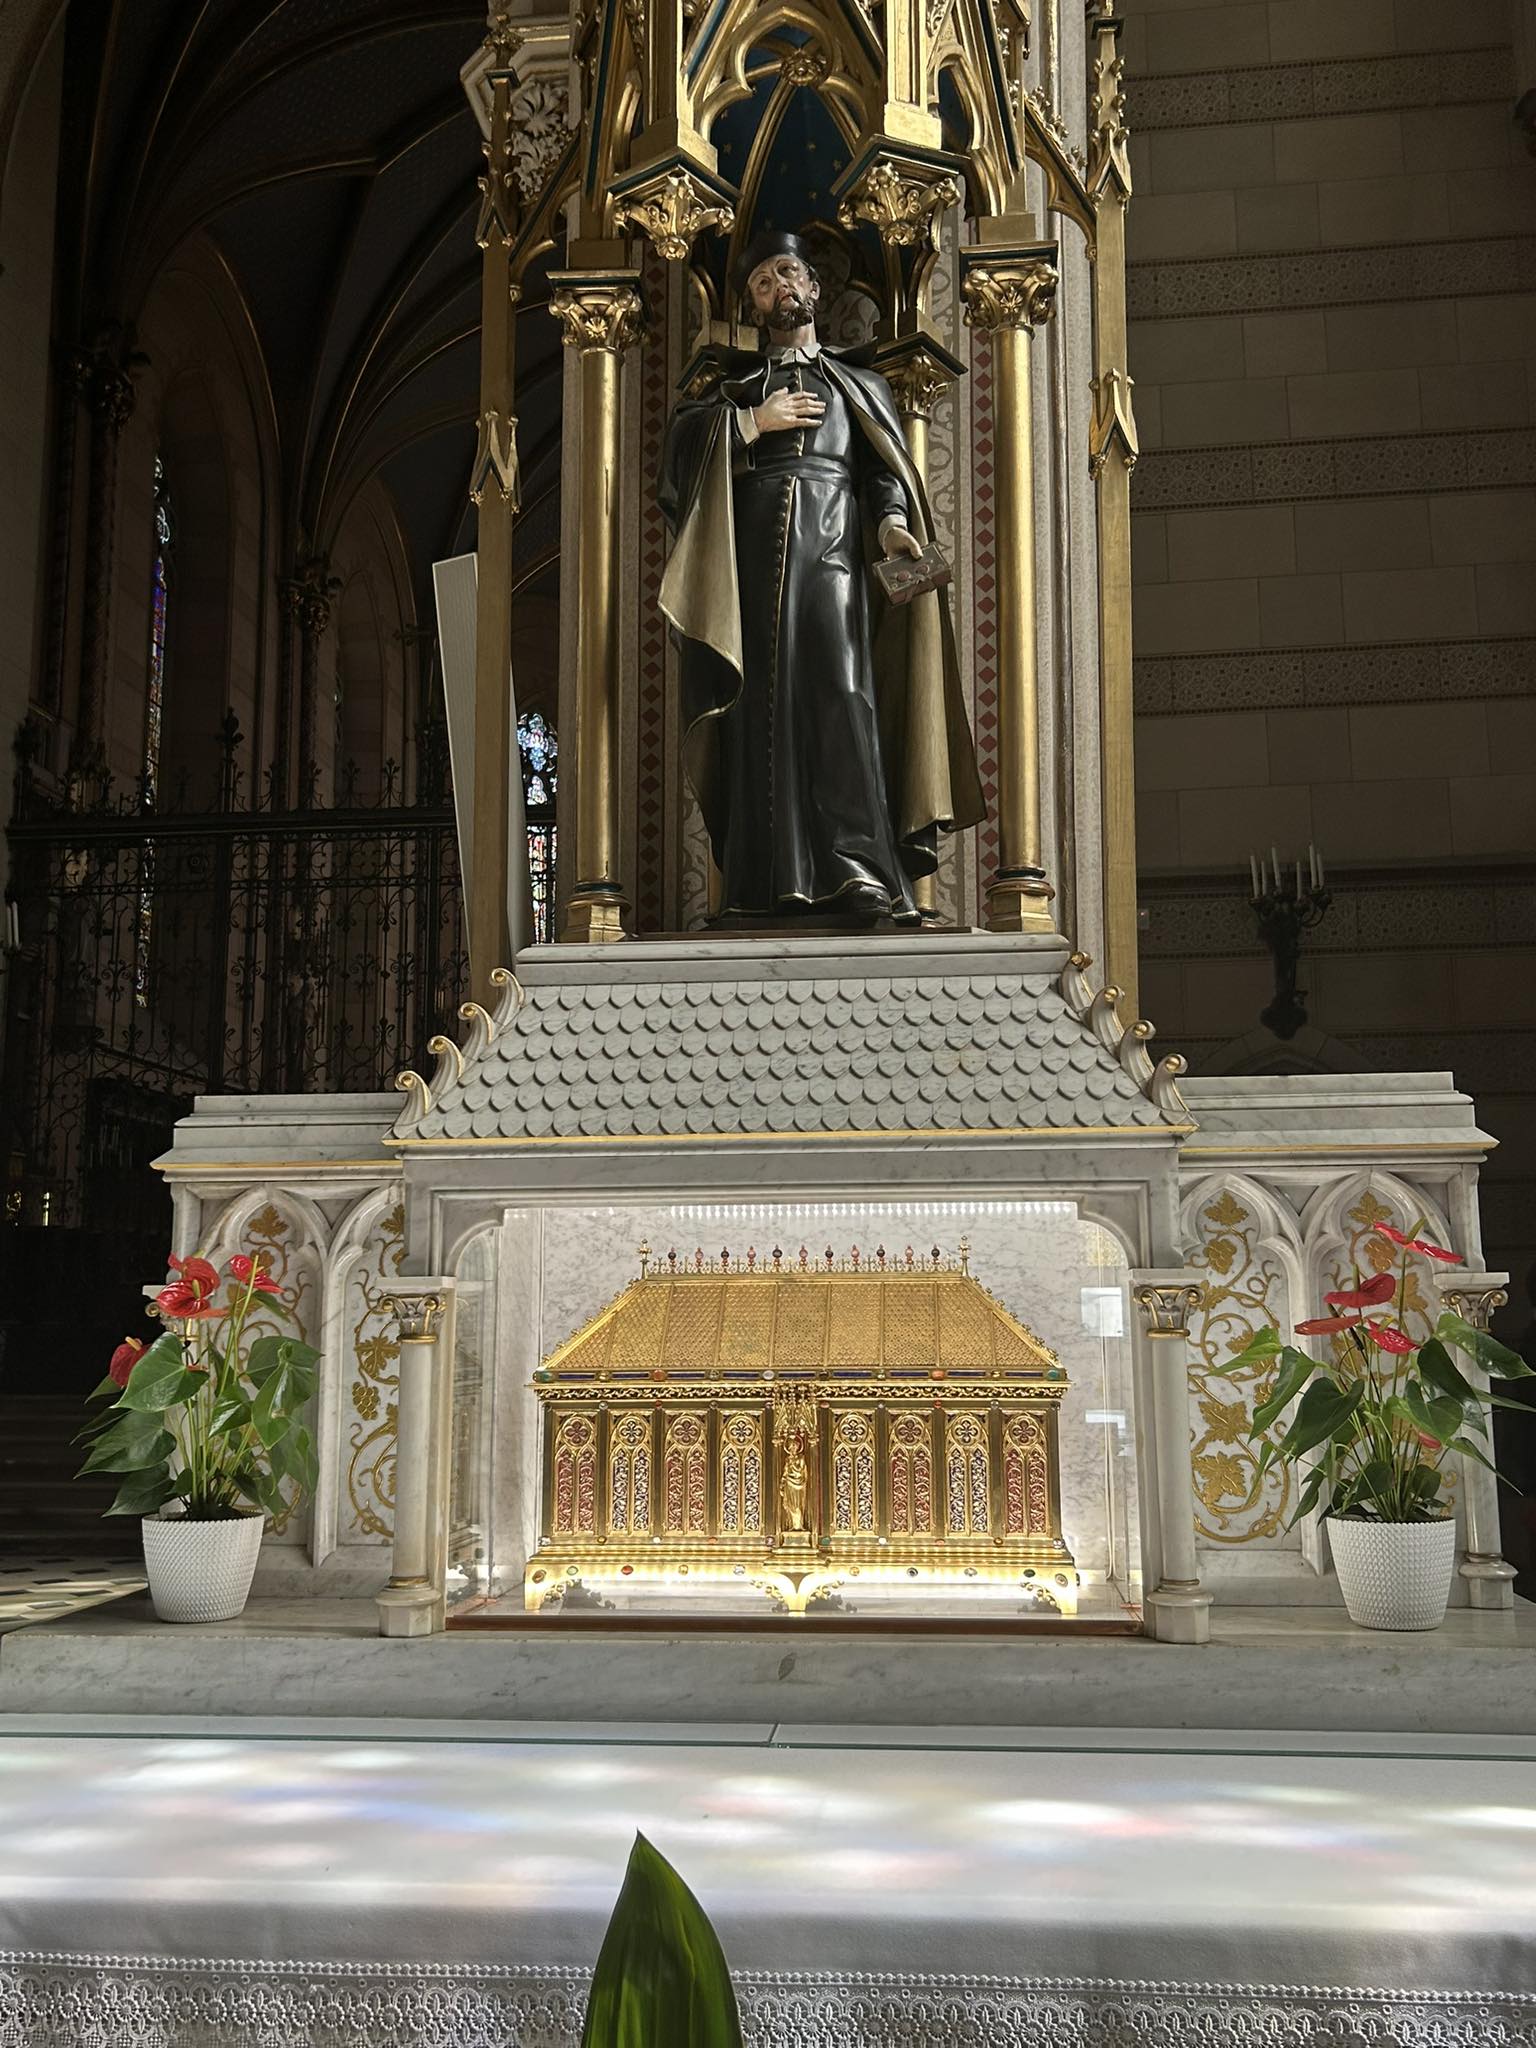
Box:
[1135,636,1534,718]
[1133,427,1536,513]
[1141,871,1536,962]
[1130,45,1511,134]
[1128,236,1536,323]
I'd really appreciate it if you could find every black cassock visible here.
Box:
[659,346,980,922]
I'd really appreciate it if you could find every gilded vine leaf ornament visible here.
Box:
[346,1202,407,1540]
[1188,1188,1289,1543]
[837,160,960,250]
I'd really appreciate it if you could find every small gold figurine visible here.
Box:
[778,1424,810,1534]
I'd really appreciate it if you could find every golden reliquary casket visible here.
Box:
[527,1244,1079,1614]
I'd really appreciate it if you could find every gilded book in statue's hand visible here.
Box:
[873,543,951,606]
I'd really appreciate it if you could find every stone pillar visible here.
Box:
[960,240,1063,938]
[880,338,964,922]
[1131,1271,1213,1645]
[548,272,644,942]
[71,335,139,778]
[376,1284,454,1638]
[1434,1268,1518,1611]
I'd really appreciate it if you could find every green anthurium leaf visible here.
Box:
[244,1333,286,1385]
[1416,1338,1479,1406]
[1436,1313,1534,1379]
[78,1411,175,1477]
[1277,1376,1363,1461]
[105,1470,178,1517]
[1251,1348,1318,1436]
[1447,1433,1501,1477]
[118,1333,205,1414]
[582,1833,743,2048]
[1285,1464,1328,1531]
[209,1393,252,1440]
[234,1464,283,1519]
[1210,1326,1283,1378]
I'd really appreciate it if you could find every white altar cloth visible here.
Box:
[2,1723,1535,2044]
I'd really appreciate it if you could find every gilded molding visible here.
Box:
[1089,366,1138,480]
[961,257,1059,333]
[780,45,831,85]
[882,348,957,423]
[548,279,645,354]
[1438,1281,1510,1332]
[1087,11,1131,198]
[613,168,735,262]
[468,409,521,508]
[836,158,959,251]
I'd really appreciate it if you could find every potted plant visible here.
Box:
[1215,1218,1532,1631]
[79,1248,320,1623]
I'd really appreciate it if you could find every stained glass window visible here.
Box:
[518,711,557,945]
[137,457,174,1005]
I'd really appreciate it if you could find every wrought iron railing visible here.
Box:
[2,722,468,1235]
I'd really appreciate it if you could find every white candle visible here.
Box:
[1270,846,1280,891]
[1250,853,1261,899]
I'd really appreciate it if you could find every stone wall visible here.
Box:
[1123,0,1536,1317]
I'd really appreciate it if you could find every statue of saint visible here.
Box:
[778,1423,810,1535]
[659,230,983,925]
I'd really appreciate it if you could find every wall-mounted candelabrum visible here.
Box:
[1248,845,1330,1041]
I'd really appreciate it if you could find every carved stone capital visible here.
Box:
[290,554,340,640]
[510,74,574,200]
[961,253,1060,333]
[613,168,735,263]
[388,1290,447,1342]
[1435,1272,1511,1332]
[548,276,645,354]
[1132,1277,1204,1340]
[876,333,965,424]
[837,157,959,251]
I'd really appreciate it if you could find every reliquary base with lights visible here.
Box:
[526,1247,1079,1615]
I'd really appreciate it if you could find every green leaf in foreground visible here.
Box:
[582,1833,743,2048]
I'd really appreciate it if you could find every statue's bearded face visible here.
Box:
[745,254,819,333]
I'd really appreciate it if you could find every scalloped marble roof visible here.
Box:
[399,937,1187,1146]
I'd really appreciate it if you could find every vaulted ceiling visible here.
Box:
[58,0,561,623]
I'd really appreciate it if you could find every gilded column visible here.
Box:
[879,338,964,921]
[376,1286,453,1637]
[1131,1272,1213,1645]
[1433,1268,1517,1610]
[1088,10,1141,1011]
[961,242,1063,937]
[467,17,524,1000]
[548,273,644,942]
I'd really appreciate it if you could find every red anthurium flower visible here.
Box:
[229,1252,283,1297]
[168,1253,220,1292]
[1324,1272,1396,1309]
[1412,1430,1441,1451]
[1365,1319,1416,1355]
[108,1336,145,1387]
[1373,1223,1460,1265]
[1295,1314,1363,1335]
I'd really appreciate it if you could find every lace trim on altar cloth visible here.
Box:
[3,1956,1536,2048]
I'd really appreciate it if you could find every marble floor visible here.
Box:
[0,1549,145,1635]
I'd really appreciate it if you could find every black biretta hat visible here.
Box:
[732,229,817,297]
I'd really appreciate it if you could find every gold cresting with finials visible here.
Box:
[526,1243,1079,1615]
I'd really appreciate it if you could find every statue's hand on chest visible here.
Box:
[751,384,825,436]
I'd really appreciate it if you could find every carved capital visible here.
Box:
[613,169,734,263]
[549,277,645,354]
[883,350,956,422]
[290,554,340,640]
[469,408,521,508]
[389,1291,447,1342]
[961,255,1059,333]
[1132,1279,1203,1340]
[837,158,958,251]
[1437,1278,1510,1332]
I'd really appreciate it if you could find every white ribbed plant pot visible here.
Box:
[1328,1516,1456,1632]
[141,1512,264,1623]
